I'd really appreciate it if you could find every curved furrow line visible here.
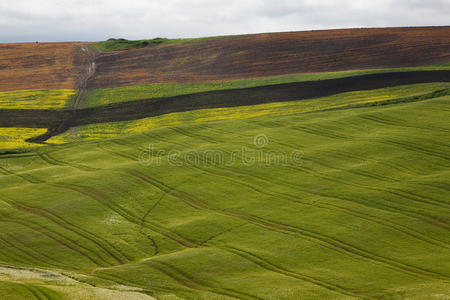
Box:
[304,159,450,209]
[359,113,450,134]
[37,151,98,172]
[147,132,450,232]
[123,169,205,211]
[3,197,131,265]
[122,169,450,281]
[21,284,47,300]
[139,228,159,256]
[219,166,450,249]
[381,140,450,161]
[214,244,374,300]
[142,131,192,149]
[130,134,450,245]
[93,272,197,299]
[205,121,421,182]
[190,157,449,249]
[202,223,249,245]
[0,166,44,184]
[138,191,170,256]
[2,217,107,267]
[170,127,221,144]
[287,164,450,230]
[0,235,57,269]
[237,121,422,179]
[1,197,116,267]
[127,166,340,253]
[0,237,35,266]
[390,188,450,208]
[311,158,399,183]
[289,125,348,140]
[146,260,264,300]
[296,162,450,211]
[141,192,166,224]
[4,233,66,268]
[243,215,449,280]
[317,149,421,177]
[51,182,200,249]
[416,181,450,192]
[109,139,149,153]
[359,114,398,126]
[97,142,138,161]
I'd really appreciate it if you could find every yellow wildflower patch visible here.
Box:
[47,82,450,144]
[0,89,76,109]
[0,128,47,150]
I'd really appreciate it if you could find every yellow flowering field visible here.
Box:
[0,89,76,109]
[0,128,47,150]
[47,82,450,144]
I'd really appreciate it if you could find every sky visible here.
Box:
[0,0,449,42]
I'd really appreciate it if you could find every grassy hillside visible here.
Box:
[0,91,449,299]
[1,27,449,299]
[48,82,450,143]
[92,36,232,51]
[83,66,450,108]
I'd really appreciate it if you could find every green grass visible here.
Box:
[50,82,449,143]
[84,65,450,107]
[1,87,449,298]
[92,35,238,51]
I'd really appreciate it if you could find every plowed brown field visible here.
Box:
[0,42,89,92]
[89,27,450,89]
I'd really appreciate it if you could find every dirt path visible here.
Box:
[70,46,100,139]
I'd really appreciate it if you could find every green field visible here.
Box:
[49,82,450,144]
[83,65,450,108]
[91,35,245,51]
[1,87,449,299]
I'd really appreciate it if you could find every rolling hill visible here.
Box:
[0,27,449,299]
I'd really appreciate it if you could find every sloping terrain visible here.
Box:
[0,42,89,92]
[88,27,450,89]
[0,27,449,299]
[0,94,449,299]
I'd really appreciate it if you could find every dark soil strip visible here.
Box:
[0,71,448,143]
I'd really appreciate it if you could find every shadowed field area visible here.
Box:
[0,70,449,144]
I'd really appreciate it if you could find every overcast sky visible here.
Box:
[0,0,449,43]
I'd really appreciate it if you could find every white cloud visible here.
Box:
[0,0,448,42]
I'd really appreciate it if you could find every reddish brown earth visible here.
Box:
[0,42,90,92]
[1,27,449,93]
[89,27,450,89]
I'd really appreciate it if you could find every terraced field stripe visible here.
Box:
[1,195,130,264]
[147,125,450,234]
[145,260,265,300]
[201,164,450,250]
[51,182,200,248]
[124,169,450,281]
[213,244,373,299]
